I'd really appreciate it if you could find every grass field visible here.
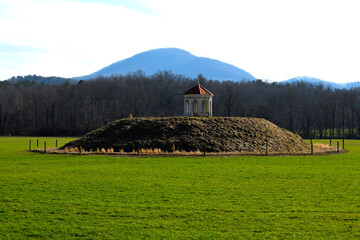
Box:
[1,137,360,239]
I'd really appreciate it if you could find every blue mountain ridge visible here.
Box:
[9,48,354,89]
[74,48,256,81]
[281,76,360,90]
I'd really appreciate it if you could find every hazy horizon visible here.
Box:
[1,0,359,83]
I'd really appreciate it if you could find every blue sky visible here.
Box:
[1,0,360,83]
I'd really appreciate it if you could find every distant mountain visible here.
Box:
[281,76,360,90]
[75,48,256,81]
[7,75,76,85]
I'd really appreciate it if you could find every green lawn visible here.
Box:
[1,137,360,239]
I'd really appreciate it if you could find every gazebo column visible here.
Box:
[198,98,202,116]
[207,99,211,116]
[189,99,193,116]
[184,98,187,116]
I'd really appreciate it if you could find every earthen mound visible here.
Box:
[62,117,309,153]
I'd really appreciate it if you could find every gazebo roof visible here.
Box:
[183,84,214,96]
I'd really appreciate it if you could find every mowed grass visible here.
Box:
[0,137,360,239]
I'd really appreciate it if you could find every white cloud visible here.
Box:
[0,0,165,77]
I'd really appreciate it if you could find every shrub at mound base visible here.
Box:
[62,117,309,153]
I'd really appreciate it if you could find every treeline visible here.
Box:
[1,71,360,138]
[7,74,75,85]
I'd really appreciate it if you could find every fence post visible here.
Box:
[337,141,339,152]
[56,139,58,148]
[37,139,39,147]
[29,140,31,151]
[330,138,332,146]
[44,141,46,153]
[342,138,345,150]
[311,142,313,155]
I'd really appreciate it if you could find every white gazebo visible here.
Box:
[183,84,214,117]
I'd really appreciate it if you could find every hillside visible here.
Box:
[282,76,360,89]
[62,117,309,153]
[75,48,256,81]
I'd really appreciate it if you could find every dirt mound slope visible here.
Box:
[62,117,309,153]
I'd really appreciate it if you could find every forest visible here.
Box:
[1,71,360,138]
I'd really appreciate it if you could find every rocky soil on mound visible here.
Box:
[62,117,309,153]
